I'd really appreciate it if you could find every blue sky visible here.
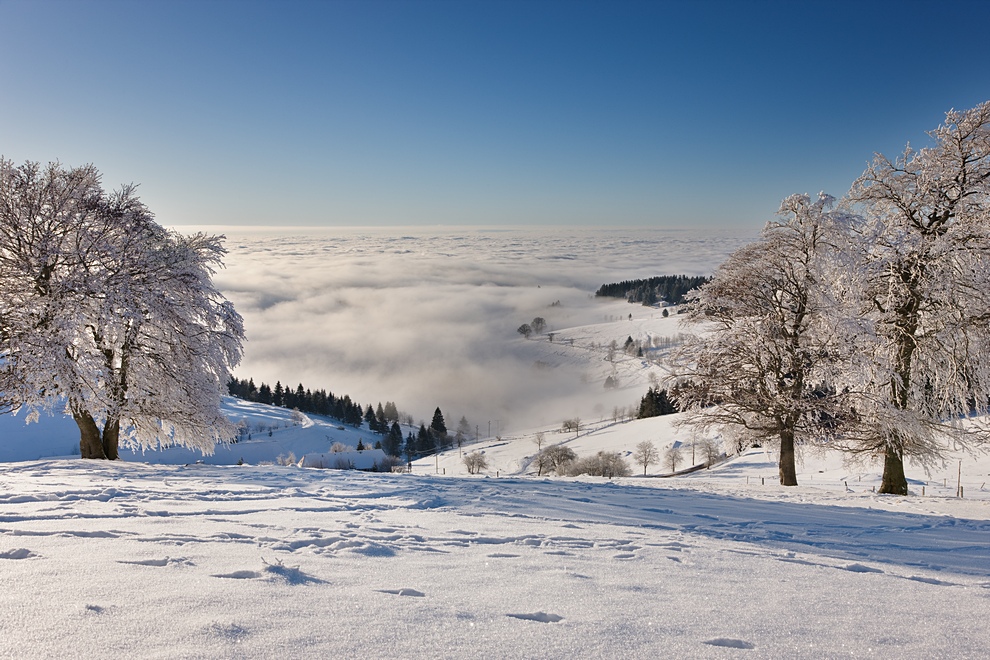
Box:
[2,0,988,229]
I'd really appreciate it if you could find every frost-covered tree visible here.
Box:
[463,451,488,474]
[632,441,659,475]
[838,101,990,494]
[455,415,471,451]
[664,444,684,473]
[666,193,849,485]
[539,444,576,475]
[0,159,244,459]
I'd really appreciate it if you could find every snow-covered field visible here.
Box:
[2,401,989,657]
[1,453,988,658]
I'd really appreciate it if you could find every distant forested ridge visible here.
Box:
[595,275,711,306]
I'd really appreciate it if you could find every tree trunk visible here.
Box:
[73,409,107,459]
[778,428,798,486]
[878,444,908,495]
[102,417,120,460]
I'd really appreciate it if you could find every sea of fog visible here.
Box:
[193,226,754,432]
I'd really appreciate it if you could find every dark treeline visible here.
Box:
[227,377,468,461]
[227,377,399,432]
[637,386,679,419]
[596,275,711,306]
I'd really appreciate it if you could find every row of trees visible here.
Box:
[517,316,547,338]
[667,101,990,494]
[595,275,710,306]
[0,160,244,459]
[227,376,401,431]
[228,377,474,462]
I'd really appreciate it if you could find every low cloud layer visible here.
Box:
[204,227,751,433]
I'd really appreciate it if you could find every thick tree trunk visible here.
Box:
[73,409,107,460]
[102,418,120,460]
[778,428,798,486]
[878,445,908,495]
[881,310,918,496]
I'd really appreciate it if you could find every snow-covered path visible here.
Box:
[1,461,987,658]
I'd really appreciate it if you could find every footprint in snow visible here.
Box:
[206,622,249,641]
[212,570,262,580]
[704,638,755,649]
[377,588,425,597]
[507,612,564,623]
[0,548,36,560]
[844,563,883,574]
[117,557,191,567]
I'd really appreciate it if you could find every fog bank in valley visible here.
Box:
[207,227,751,433]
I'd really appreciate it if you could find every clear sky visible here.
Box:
[2,0,988,229]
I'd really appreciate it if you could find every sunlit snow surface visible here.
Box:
[0,456,988,658]
[207,226,754,429]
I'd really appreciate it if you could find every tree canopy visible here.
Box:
[0,160,244,458]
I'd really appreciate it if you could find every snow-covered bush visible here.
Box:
[566,451,631,478]
[374,455,405,472]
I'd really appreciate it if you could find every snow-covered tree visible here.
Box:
[463,451,488,474]
[666,193,850,485]
[837,101,990,494]
[664,444,684,473]
[0,159,244,459]
[632,440,659,475]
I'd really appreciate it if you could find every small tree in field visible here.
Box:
[665,445,684,473]
[530,317,547,334]
[632,441,659,475]
[517,323,532,338]
[533,431,546,453]
[540,444,576,475]
[698,437,722,465]
[463,451,488,474]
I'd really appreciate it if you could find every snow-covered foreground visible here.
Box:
[1,458,988,658]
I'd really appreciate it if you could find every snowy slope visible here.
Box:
[0,397,385,466]
[0,460,987,659]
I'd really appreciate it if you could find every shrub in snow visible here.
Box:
[375,455,405,472]
[566,451,631,478]
[330,442,354,453]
